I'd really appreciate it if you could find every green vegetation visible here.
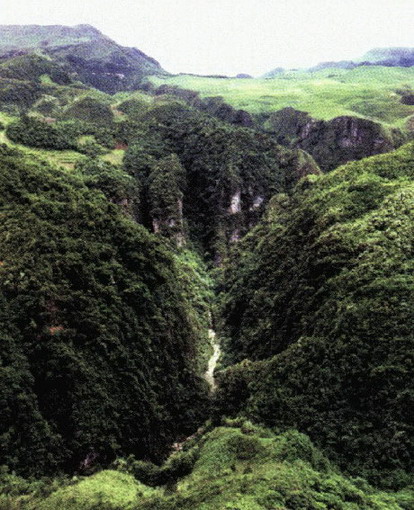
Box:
[0,54,71,85]
[148,154,186,244]
[0,79,43,113]
[173,250,215,373]
[7,115,76,149]
[2,423,412,509]
[75,157,138,207]
[0,24,166,94]
[0,144,209,476]
[6,114,116,155]
[0,23,413,508]
[102,148,126,166]
[151,66,414,126]
[0,75,317,258]
[264,107,405,171]
[218,142,414,487]
[130,102,319,257]
[0,124,86,169]
[62,96,114,125]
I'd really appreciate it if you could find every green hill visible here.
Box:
[218,141,414,487]
[0,24,413,508]
[1,422,412,510]
[0,143,210,476]
[0,24,167,93]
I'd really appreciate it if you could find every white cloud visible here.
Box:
[1,0,413,76]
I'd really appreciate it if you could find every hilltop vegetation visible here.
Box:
[1,422,412,510]
[0,25,167,93]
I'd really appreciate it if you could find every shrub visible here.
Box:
[6,116,75,150]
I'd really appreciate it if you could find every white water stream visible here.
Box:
[204,329,221,392]
[172,329,221,452]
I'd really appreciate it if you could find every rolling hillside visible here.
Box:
[150,66,414,127]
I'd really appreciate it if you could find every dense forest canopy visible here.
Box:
[218,142,414,487]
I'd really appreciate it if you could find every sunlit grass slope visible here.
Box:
[34,471,158,510]
[151,66,414,125]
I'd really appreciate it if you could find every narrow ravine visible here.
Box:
[204,329,221,392]
[172,330,220,452]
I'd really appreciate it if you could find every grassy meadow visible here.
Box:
[150,66,414,126]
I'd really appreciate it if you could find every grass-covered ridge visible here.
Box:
[150,66,414,126]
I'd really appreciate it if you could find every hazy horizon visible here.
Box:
[1,0,414,76]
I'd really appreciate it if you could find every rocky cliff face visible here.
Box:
[265,107,405,171]
[124,102,320,261]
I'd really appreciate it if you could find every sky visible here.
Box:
[1,0,414,76]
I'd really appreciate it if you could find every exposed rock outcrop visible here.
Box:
[265,107,406,171]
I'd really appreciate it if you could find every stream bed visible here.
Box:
[204,329,221,392]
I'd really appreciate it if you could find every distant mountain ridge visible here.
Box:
[310,47,414,71]
[358,47,414,64]
[0,24,168,93]
[263,47,414,77]
[0,24,103,53]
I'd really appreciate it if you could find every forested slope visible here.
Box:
[0,144,209,475]
[2,422,412,509]
[0,66,320,478]
[218,142,414,487]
